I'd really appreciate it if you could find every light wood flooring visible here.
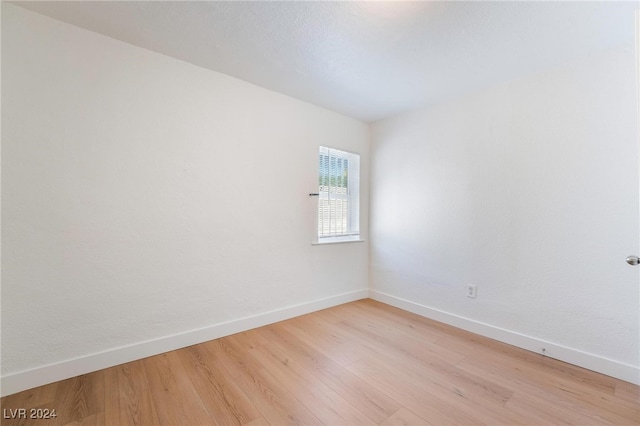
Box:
[1,299,639,425]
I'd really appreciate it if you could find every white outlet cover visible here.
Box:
[467,285,477,298]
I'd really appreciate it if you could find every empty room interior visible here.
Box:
[1,1,640,425]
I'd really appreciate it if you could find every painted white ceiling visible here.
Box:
[11,1,639,122]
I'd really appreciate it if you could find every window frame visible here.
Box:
[315,146,361,244]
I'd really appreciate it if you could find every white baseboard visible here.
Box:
[369,290,640,385]
[1,289,369,397]
[4,288,637,396]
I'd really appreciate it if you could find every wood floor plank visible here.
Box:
[248,342,376,425]
[348,354,524,425]
[233,368,322,426]
[468,351,639,419]
[176,344,261,425]
[63,412,105,426]
[1,382,60,426]
[327,304,466,365]
[346,300,448,343]
[208,332,270,380]
[434,325,620,401]
[47,371,105,426]
[326,311,516,409]
[297,311,514,418]
[504,392,616,425]
[347,357,481,425]
[537,356,619,395]
[259,320,402,423]
[0,381,58,414]
[333,313,467,373]
[279,313,373,366]
[209,333,323,425]
[142,352,211,425]
[242,417,270,426]
[2,299,639,425]
[104,360,159,426]
[455,356,638,424]
[380,407,433,426]
[616,380,640,404]
[312,362,401,424]
[444,332,618,398]
[256,324,335,372]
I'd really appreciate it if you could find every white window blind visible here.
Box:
[318,146,360,242]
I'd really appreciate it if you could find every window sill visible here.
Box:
[312,239,366,245]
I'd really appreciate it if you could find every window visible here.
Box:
[317,146,360,243]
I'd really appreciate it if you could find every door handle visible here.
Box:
[626,255,640,266]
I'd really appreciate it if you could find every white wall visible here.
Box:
[1,4,369,393]
[4,2,639,395]
[371,46,639,381]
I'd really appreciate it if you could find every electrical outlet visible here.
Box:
[466,284,477,298]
